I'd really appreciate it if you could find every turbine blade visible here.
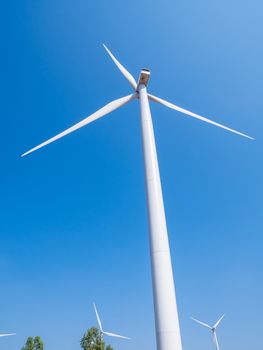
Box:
[93,303,103,332]
[148,93,254,140]
[0,333,16,337]
[103,44,137,90]
[213,314,225,329]
[191,317,212,329]
[22,94,136,157]
[103,331,131,340]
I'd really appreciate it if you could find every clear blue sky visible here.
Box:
[1,1,262,349]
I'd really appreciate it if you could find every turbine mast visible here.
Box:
[213,330,220,350]
[138,80,182,350]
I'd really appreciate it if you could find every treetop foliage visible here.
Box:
[21,327,113,350]
[21,336,43,350]
[80,327,113,350]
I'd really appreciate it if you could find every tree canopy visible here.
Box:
[34,336,44,350]
[21,336,44,350]
[80,327,113,350]
[21,327,113,350]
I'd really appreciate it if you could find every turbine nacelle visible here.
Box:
[137,68,151,90]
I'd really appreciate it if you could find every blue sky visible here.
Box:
[1,1,262,349]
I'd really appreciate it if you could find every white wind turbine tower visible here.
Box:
[22,45,253,350]
[192,315,225,350]
[93,303,130,340]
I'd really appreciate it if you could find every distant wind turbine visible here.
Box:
[192,315,224,350]
[93,302,130,340]
[22,45,253,350]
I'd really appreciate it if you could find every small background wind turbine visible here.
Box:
[191,315,224,350]
[93,302,130,340]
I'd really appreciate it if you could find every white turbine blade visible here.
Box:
[93,303,103,332]
[148,93,254,140]
[22,94,136,157]
[191,317,212,329]
[213,314,225,329]
[103,331,131,340]
[0,333,16,337]
[103,44,137,90]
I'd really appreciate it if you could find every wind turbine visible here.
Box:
[93,302,130,340]
[22,45,253,350]
[192,315,225,350]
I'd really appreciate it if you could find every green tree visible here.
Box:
[21,337,34,350]
[80,327,113,350]
[105,345,113,350]
[21,336,44,350]
[34,336,44,350]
